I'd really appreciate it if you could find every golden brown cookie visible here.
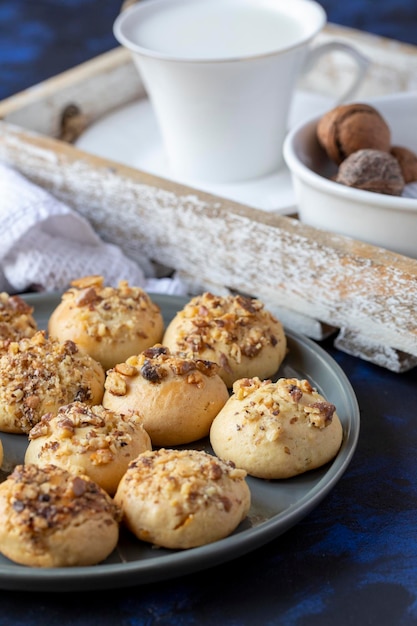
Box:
[103,344,229,446]
[0,292,37,349]
[0,331,105,434]
[114,448,251,549]
[0,463,121,567]
[25,401,152,495]
[48,275,164,371]
[210,377,343,479]
[162,292,287,388]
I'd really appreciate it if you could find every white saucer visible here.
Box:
[76,90,332,214]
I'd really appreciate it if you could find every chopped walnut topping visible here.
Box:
[0,292,37,345]
[276,378,310,403]
[0,331,104,433]
[75,287,102,307]
[56,275,162,343]
[104,344,221,396]
[71,275,104,290]
[304,401,336,428]
[28,401,145,466]
[4,464,121,535]
[167,292,282,363]
[123,448,246,519]
[232,377,267,400]
[228,377,338,446]
[104,371,127,396]
[114,362,137,377]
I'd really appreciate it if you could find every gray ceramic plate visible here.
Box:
[0,292,360,591]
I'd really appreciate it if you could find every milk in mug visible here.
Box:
[114,0,330,182]
[121,0,307,60]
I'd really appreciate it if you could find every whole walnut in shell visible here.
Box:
[335,149,405,196]
[390,146,417,183]
[317,103,391,165]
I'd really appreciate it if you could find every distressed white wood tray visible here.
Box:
[1,24,417,372]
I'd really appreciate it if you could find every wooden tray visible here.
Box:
[1,25,417,372]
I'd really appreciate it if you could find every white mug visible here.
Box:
[114,0,368,184]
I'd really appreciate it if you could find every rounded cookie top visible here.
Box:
[210,377,343,479]
[0,330,105,434]
[0,463,121,567]
[162,292,287,387]
[114,448,251,549]
[25,401,152,495]
[48,275,164,371]
[0,292,37,348]
[103,344,229,446]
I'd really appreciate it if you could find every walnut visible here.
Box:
[305,401,336,428]
[390,145,417,183]
[317,103,391,165]
[335,149,405,196]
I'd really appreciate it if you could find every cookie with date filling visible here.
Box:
[0,463,121,567]
[0,331,105,434]
[103,344,229,446]
[114,448,251,550]
[48,275,164,371]
[162,292,287,388]
[25,401,152,495]
[210,377,343,479]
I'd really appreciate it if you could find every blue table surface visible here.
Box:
[1,2,417,624]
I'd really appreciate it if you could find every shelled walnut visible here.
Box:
[335,149,405,196]
[316,102,417,195]
[317,103,391,165]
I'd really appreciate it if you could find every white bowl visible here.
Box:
[283,91,417,258]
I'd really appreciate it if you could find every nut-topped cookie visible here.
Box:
[162,292,287,388]
[210,377,343,479]
[25,401,152,495]
[0,331,105,434]
[0,292,37,349]
[0,463,121,567]
[103,344,229,446]
[48,275,164,371]
[114,448,251,550]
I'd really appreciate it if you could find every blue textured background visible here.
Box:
[1,2,417,625]
[1,0,417,101]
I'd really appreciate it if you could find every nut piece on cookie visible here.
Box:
[0,292,37,350]
[48,275,164,371]
[210,377,343,479]
[162,292,287,388]
[114,448,251,549]
[0,463,121,567]
[317,103,391,165]
[0,331,105,434]
[103,344,229,446]
[25,401,152,495]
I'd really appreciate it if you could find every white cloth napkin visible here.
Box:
[0,163,186,295]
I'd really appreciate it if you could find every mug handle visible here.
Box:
[301,41,370,104]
